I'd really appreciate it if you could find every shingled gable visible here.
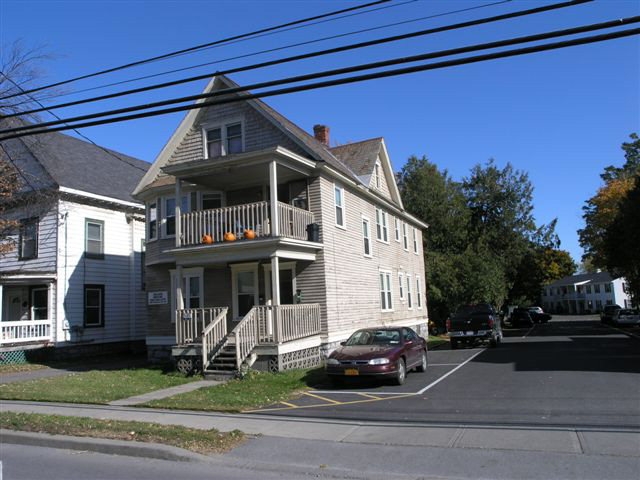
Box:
[133,74,364,197]
[1,117,148,204]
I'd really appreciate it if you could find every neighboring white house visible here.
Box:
[0,120,150,357]
[132,74,429,374]
[542,271,634,314]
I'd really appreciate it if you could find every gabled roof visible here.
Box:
[546,271,617,288]
[1,117,149,204]
[330,138,383,178]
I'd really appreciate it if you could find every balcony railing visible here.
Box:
[179,201,315,247]
[176,307,227,345]
[1,320,52,345]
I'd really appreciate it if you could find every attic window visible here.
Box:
[375,162,381,188]
[205,122,243,158]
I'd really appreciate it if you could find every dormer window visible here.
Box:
[205,122,243,158]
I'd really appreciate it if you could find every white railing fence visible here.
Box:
[0,320,52,345]
[201,308,229,371]
[277,202,314,240]
[176,307,227,345]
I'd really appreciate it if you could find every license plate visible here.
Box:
[345,368,359,376]
[466,331,474,335]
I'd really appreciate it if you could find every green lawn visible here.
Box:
[0,367,197,404]
[0,411,244,455]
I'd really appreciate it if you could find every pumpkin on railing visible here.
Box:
[224,232,237,242]
[243,228,256,240]
[201,234,214,244]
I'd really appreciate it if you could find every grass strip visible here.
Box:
[0,363,48,374]
[0,367,197,404]
[146,368,325,412]
[0,411,244,455]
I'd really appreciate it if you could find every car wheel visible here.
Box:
[394,359,406,385]
[416,351,427,372]
[450,339,458,350]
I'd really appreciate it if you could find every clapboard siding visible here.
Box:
[57,200,147,344]
[318,176,427,340]
[0,203,58,274]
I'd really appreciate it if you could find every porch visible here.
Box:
[172,303,322,375]
[1,282,54,347]
[1,319,52,346]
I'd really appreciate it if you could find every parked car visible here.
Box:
[601,305,622,324]
[611,308,640,326]
[325,327,427,385]
[527,306,552,324]
[446,303,503,349]
[510,308,534,327]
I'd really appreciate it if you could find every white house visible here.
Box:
[542,271,634,314]
[133,74,429,375]
[0,119,149,358]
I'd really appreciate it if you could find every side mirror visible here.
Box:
[340,341,346,346]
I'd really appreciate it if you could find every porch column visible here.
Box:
[0,284,3,322]
[270,255,280,340]
[175,179,182,248]
[175,265,184,320]
[269,160,279,237]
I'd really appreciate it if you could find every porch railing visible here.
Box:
[1,320,52,345]
[201,308,229,371]
[176,307,227,345]
[254,304,322,344]
[179,201,315,247]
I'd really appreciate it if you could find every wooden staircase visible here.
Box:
[204,344,237,380]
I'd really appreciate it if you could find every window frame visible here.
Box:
[379,270,393,312]
[84,284,105,328]
[374,162,381,189]
[334,184,346,229]
[375,208,389,243]
[362,216,372,257]
[85,219,104,259]
[203,120,244,159]
[416,276,422,309]
[394,217,401,242]
[413,227,419,254]
[402,222,408,251]
[398,272,405,301]
[406,274,413,309]
[162,195,189,238]
[147,201,158,241]
[18,217,39,260]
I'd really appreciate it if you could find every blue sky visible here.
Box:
[1,0,638,263]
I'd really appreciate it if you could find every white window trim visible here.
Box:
[375,208,389,243]
[161,194,190,238]
[202,119,244,159]
[379,269,393,312]
[398,272,405,301]
[170,267,204,323]
[334,184,346,229]
[402,222,409,251]
[406,274,413,310]
[395,217,401,242]
[362,216,372,258]
[416,277,422,309]
[375,162,381,189]
[85,218,104,258]
[230,262,259,320]
[147,200,158,242]
[413,227,419,254]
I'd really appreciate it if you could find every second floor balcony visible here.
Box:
[179,200,315,248]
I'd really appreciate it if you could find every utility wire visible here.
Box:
[25,0,511,104]
[2,27,636,142]
[6,15,637,135]
[4,0,591,119]
[0,0,393,102]
[0,72,149,172]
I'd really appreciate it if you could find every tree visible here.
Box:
[0,155,21,255]
[579,133,640,267]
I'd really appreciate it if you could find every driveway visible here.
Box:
[249,316,640,429]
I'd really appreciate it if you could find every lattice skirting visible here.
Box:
[268,346,322,373]
[0,349,28,365]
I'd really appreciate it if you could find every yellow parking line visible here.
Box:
[244,392,416,413]
[303,391,341,404]
[280,401,297,408]
[358,393,382,399]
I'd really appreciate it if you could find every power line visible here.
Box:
[4,0,591,120]
[2,27,636,142]
[6,15,638,135]
[25,0,511,104]
[0,0,393,102]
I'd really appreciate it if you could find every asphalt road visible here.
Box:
[251,316,640,429]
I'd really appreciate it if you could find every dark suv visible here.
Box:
[446,303,503,349]
[601,305,622,324]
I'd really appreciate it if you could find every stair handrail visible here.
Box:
[201,307,229,371]
[232,307,260,370]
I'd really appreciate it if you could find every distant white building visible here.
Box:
[1,119,149,356]
[542,272,634,314]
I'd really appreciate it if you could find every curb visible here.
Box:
[0,429,208,462]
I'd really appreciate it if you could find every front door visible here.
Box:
[263,263,296,305]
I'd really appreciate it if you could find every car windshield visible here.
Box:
[345,330,400,346]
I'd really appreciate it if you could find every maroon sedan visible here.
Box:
[325,327,428,385]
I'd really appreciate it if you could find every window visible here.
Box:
[375,162,381,188]
[375,208,388,242]
[84,285,104,327]
[379,271,393,311]
[147,201,157,240]
[170,268,203,322]
[416,277,422,309]
[596,300,602,310]
[362,217,372,257]
[406,274,413,309]
[413,227,419,254]
[334,185,345,227]
[586,285,592,294]
[19,218,38,260]
[163,195,188,237]
[395,218,400,242]
[594,284,601,293]
[205,122,243,158]
[85,219,104,259]
[398,272,404,300]
[31,287,48,320]
[201,192,223,210]
[604,283,612,293]
[402,222,408,250]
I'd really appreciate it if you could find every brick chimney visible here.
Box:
[313,124,330,146]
